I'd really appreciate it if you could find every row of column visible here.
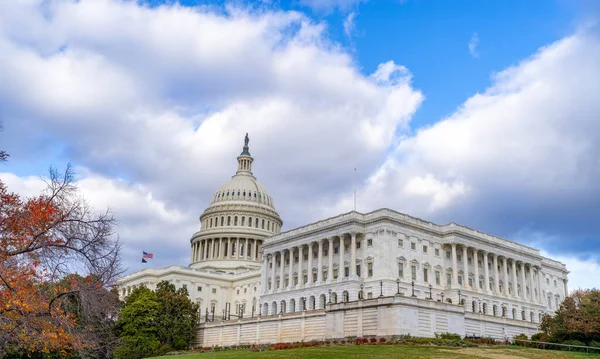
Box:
[263,232,360,294]
[191,238,262,262]
[449,243,545,306]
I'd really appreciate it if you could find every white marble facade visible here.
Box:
[119,135,569,341]
[259,210,569,325]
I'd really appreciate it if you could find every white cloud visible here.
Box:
[343,12,356,37]
[300,0,366,12]
[469,32,479,58]
[541,252,600,292]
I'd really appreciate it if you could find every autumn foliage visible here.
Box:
[0,166,121,358]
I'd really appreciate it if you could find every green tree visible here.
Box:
[155,281,199,351]
[114,287,160,359]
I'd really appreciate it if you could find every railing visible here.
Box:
[514,339,600,354]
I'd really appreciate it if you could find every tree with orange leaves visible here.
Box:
[0,157,122,358]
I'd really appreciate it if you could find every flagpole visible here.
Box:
[353,168,356,212]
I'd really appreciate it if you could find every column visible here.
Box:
[339,235,345,280]
[317,239,324,283]
[263,254,269,294]
[511,259,518,297]
[190,242,194,263]
[473,249,479,292]
[528,264,534,302]
[483,251,490,293]
[502,257,509,296]
[451,243,459,286]
[298,244,304,288]
[288,248,294,290]
[350,232,357,277]
[462,246,469,288]
[328,238,334,282]
[493,254,500,293]
[307,243,313,285]
[271,253,277,294]
[204,239,209,260]
[207,239,212,259]
[226,238,230,259]
[220,238,225,259]
[537,268,543,304]
[236,238,240,259]
[279,251,285,291]
[520,262,526,300]
[254,240,259,261]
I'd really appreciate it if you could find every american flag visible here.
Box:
[142,251,153,259]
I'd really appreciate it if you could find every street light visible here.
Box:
[379,280,384,297]
[396,278,400,295]
[478,299,482,313]
[328,289,332,304]
[360,284,364,300]
[411,281,416,297]
[458,289,462,305]
[428,284,433,300]
[441,292,444,303]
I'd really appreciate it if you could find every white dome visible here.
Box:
[209,173,275,209]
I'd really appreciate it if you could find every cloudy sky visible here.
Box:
[1,0,599,290]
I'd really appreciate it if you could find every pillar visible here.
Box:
[236,238,241,259]
[511,259,518,297]
[288,248,294,290]
[227,238,231,259]
[520,262,526,300]
[328,238,334,282]
[317,239,323,283]
[204,239,209,260]
[473,249,479,291]
[339,235,345,280]
[537,268,543,304]
[263,254,270,294]
[351,232,357,277]
[307,242,313,285]
[462,246,469,288]
[298,244,304,287]
[483,251,490,293]
[528,264,534,302]
[254,239,259,261]
[271,252,277,294]
[279,251,285,291]
[493,254,500,293]
[451,243,458,286]
[502,257,509,296]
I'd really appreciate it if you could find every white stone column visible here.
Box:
[537,268,544,304]
[279,251,285,291]
[227,238,231,259]
[473,249,479,292]
[317,239,324,283]
[271,252,277,294]
[328,238,334,283]
[528,264,535,302]
[451,243,459,286]
[483,251,490,293]
[234,238,239,259]
[462,246,469,288]
[204,239,209,260]
[350,232,357,277]
[190,242,195,263]
[263,254,270,294]
[254,239,259,261]
[520,262,526,300]
[339,235,345,280]
[307,242,313,285]
[298,244,304,287]
[288,248,294,290]
[502,257,509,296]
[493,254,500,293]
[220,238,225,259]
[511,259,518,297]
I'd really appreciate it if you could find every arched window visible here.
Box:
[262,219,265,229]
[235,216,239,226]
[221,217,224,226]
[268,221,271,231]
[227,216,231,226]
[493,304,497,316]
[248,217,252,227]
[255,218,259,228]
[210,218,213,228]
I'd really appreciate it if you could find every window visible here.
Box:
[197,286,202,291]
[368,262,373,277]
[303,275,308,284]
[255,218,259,228]
[356,265,361,277]
[411,265,417,280]
[228,217,231,226]
[423,245,428,253]
[183,284,187,290]
[398,239,404,247]
[212,288,217,294]
[345,266,349,277]
[323,271,328,281]
[546,278,550,284]
[313,273,317,282]
[367,292,373,299]
[457,254,462,262]
[555,297,559,308]
[344,244,349,252]
[236,290,240,295]
[367,239,373,246]
[398,263,404,278]
[285,279,289,287]
[356,241,361,249]
[458,276,463,285]
[294,276,298,285]
[478,260,482,268]
[294,256,298,263]
[241,217,245,226]
[468,278,473,287]
[435,248,440,256]
[446,273,452,285]
[423,268,429,282]
[446,251,451,259]
[547,296,551,307]
[334,247,339,254]
[410,242,416,250]
[334,269,338,279]
[304,254,308,261]
[479,280,483,289]
[323,249,328,256]
[468,257,472,265]
[554,280,557,287]
[435,271,440,285]
[244,288,247,293]
[262,219,265,229]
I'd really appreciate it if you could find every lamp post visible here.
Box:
[360,284,364,300]
[458,289,462,305]
[396,278,400,295]
[379,280,384,297]
[478,299,482,313]
[428,284,433,300]
[328,289,332,304]
[441,292,444,303]
[410,281,416,297]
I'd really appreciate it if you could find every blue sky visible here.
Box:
[0,0,599,289]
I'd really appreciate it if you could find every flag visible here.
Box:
[143,251,153,259]
[142,258,147,263]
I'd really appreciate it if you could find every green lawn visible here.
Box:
[151,345,599,359]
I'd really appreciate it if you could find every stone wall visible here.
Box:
[197,295,539,347]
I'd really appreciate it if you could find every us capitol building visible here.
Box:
[118,135,569,346]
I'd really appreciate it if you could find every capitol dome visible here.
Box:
[189,134,282,270]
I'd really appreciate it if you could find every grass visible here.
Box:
[150,345,600,359]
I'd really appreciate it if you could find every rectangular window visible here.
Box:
[423,245,428,253]
[398,263,404,278]
[268,281,272,289]
[368,262,373,277]
[344,266,349,277]
[398,239,404,247]
[212,288,217,294]
[435,248,440,256]
[344,244,349,252]
[468,257,472,265]
[446,273,452,285]
[468,278,473,287]
[356,241,361,249]
[313,273,317,282]
[197,286,202,291]
[303,275,308,284]
[367,239,373,246]
[435,271,440,285]
[335,247,339,254]
[323,271,328,281]
[458,276,463,285]
[423,268,429,282]
[356,265,361,277]
[323,250,328,256]
[334,269,339,278]
[457,254,462,262]
[446,251,451,259]
[554,280,557,287]
[411,265,417,280]
[285,279,289,287]
[479,280,483,289]
[410,242,416,250]
[367,292,373,299]
[478,260,482,268]
[294,256,298,263]
[304,254,308,261]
